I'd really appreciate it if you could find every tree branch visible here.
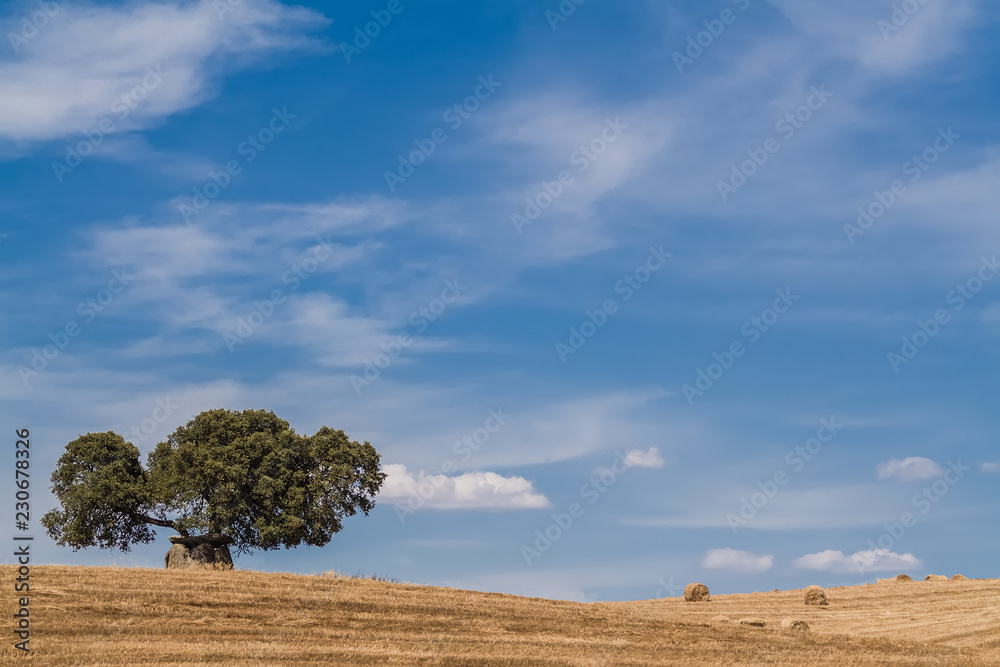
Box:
[135,514,189,537]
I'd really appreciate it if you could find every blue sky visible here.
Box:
[1,0,999,602]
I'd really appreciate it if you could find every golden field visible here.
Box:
[2,565,998,665]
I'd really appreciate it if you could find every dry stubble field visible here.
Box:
[1,565,998,665]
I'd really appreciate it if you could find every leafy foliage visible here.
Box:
[41,431,157,552]
[43,409,386,555]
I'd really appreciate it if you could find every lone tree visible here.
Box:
[42,409,385,568]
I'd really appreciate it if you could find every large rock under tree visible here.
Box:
[165,534,234,569]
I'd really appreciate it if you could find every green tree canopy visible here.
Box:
[42,409,385,556]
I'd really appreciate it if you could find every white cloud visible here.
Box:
[378,464,550,510]
[0,0,327,142]
[794,548,922,574]
[876,457,944,481]
[623,447,665,469]
[700,548,773,573]
[981,462,1000,473]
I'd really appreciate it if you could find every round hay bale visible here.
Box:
[738,618,765,627]
[804,585,828,606]
[684,582,711,602]
[924,574,947,582]
[781,618,811,632]
[950,574,968,581]
[893,574,913,582]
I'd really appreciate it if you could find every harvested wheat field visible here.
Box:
[2,566,999,665]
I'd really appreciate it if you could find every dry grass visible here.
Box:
[2,566,999,665]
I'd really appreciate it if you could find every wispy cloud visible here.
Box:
[764,0,977,74]
[622,485,904,530]
[0,0,328,142]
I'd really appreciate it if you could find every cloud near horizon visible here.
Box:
[794,549,923,574]
[378,464,551,510]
